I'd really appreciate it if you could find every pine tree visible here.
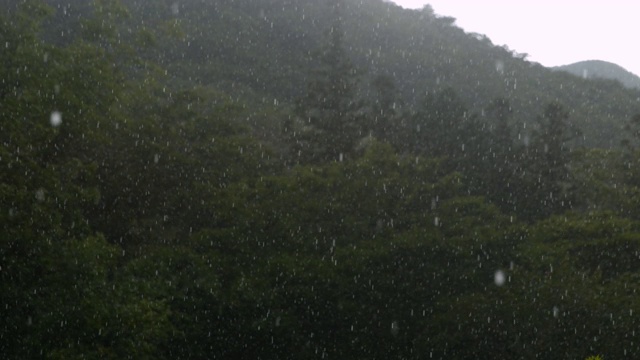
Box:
[410,87,468,159]
[371,74,399,140]
[291,0,363,163]
[486,98,518,211]
[523,101,578,219]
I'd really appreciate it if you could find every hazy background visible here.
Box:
[389,0,640,76]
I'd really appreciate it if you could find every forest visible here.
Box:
[3,0,640,358]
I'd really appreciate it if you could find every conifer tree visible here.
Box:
[411,87,468,159]
[486,98,517,211]
[524,102,578,219]
[292,0,363,163]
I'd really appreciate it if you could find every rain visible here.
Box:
[2,0,640,359]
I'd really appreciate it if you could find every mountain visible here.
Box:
[25,0,640,147]
[131,0,640,148]
[554,60,640,90]
[8,2,640,359]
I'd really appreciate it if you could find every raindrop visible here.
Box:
[35,188,45,202]
[171,2,179,15]
[494,270,505,286]
[390,321,399,336]
[50,111,62,127]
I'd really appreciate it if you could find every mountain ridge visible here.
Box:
[553,60,640,90]
[26,0,640,147]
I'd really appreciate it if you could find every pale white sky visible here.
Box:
[389,0,640,76]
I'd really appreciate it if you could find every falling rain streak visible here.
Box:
[3,1,640,359]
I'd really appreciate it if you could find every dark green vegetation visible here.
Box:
[3,0,640,358]
[554,60,640,90]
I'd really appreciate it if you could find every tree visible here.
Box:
[291,0,364,163]
[485,98,519,211]
[370,74,403,141]
[410,88,465,157]
[521,102,579,219]
[621,114,640,183]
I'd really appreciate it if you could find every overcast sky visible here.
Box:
[389,0,640,76]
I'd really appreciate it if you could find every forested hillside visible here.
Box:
[3,0,640,358]
[19,0,640,147]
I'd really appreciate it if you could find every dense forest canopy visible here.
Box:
[2,0,640,358]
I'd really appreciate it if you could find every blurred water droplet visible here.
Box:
[50,111,62,127]
[35,188,45,202]
[494,270,505,286]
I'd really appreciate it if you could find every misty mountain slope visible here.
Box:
[34,0,640,147]
[337,2,640,147]
[141,0,640,147]
[553,60,640,90]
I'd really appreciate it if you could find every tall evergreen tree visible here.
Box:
[522,102,578,219]
[291,0,363,163]
[410,87,468,159]
[486,98,518,211]
[621,113,640,183]
[370,74,400,141]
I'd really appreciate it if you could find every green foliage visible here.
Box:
[291,9,365,163]
[7,0,640,358]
